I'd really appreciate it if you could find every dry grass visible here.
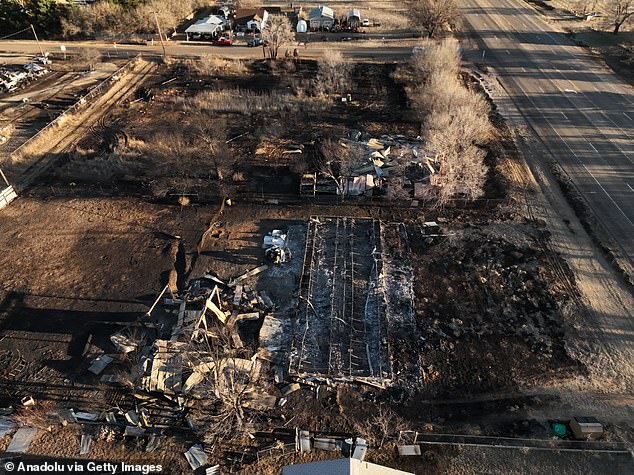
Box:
[0,123,15,143]
[11,114,71,163]
[186,56,250,77]
[179,89,328,115]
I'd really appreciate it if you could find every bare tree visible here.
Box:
[571,0,598,16]
[607,0,634,34]
[194,117,239,197]
[409,0,460,38]
[261,15,295,59]
[76,47,101,71]
[314,51,353,95]
[316,138,363,197]
[425,109,488,205]
[411,37,461,81]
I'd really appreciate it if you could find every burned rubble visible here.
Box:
[0,60,50,93]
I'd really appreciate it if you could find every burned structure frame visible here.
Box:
[290,216,394,384]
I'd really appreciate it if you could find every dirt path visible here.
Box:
[11,58,156,189]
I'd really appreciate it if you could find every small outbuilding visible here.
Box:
[283,459,414,475]
[308,5,335,30]
[570,417,604,440]
[234,8,269,32]
[185,15,224,39]
[347,8,361,27]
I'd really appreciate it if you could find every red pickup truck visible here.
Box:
[212,37,233,46]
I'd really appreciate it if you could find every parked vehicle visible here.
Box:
[213,37,233,46]
[361,19,370,27]
[247,38,264,47]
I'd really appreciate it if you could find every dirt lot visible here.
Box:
[47,57,419,202]
[0,49,631,473]
[0,56,128,180]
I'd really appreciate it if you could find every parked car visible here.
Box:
[247,38,264,47]
[361,19,370,27]
[213,37,233,46]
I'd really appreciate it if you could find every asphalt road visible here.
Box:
[462,0,634,272]
[0,38,414,62]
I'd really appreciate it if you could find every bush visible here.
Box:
[314,51,353,95]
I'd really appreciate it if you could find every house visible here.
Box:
[308,5,335,30]
[283,459,414,475]
[347,8,361,27]
[234,9,269,32]
[185,15,225,39]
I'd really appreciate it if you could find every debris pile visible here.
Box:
[263,229,291,264]
[411,229,577,394]
[0,61,50,93]
[255,138,304,160]
[301,134,440,199]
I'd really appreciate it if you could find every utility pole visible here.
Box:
[152,11,167,59]
[30,24,44,57]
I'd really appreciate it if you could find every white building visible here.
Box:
[308,5,335,30]
[185,15,225,39]
[283,459,414,475]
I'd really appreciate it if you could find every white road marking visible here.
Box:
[546,126,634,227]
[506,49,510,55]
[538,86,544,93]
[628,184,634,193]
[588,142,598,152]
[625,113,633,121]
[564,88,578,94]
[560,112,568,120]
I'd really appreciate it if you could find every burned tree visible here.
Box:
[261,15,295,60]
[193,117,239,197]
[76,47,101,71]
[315,138,363,197]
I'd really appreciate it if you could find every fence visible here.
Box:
[10,54,142,161]
[239,191,511,210]
[0,185,17,211]
[397,431,631,454]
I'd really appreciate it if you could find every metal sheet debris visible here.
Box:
[88,354,114,375]
[228,265,269,287]
[146,435,163,452]
[124,426,146,437]
[398,445,421,456]
[111,333,138,353]
[184,444,208,470]
[0,418,15,437]
[6,427,38,453]
[141,340,186,394]
[80,434,92,455]
[73,410,98,422]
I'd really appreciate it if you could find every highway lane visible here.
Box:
[462,0,634,272]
